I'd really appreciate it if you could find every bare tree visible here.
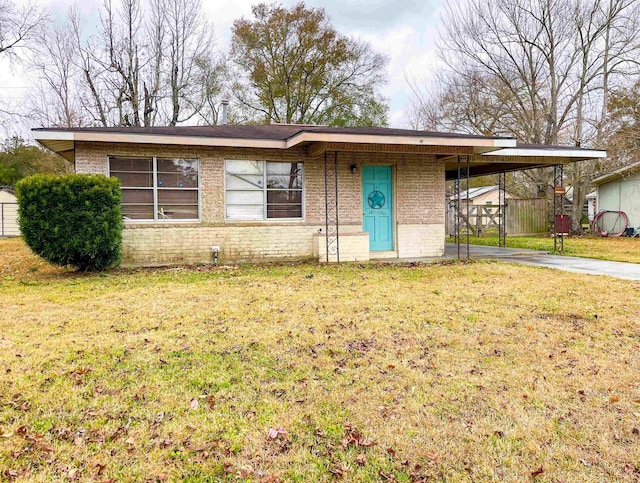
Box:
[408,0,640,232]
[27,0,224,128]
[0,0,47,59]
[160,0,214,125]
[29,19,85,127]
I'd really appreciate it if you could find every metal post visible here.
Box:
[553,166,557,253]
[498,172,507,247]
[560,164,564,253]
[553,164,564,254]
[323,150,340,262]
[334,151,340,263]
[1,203,4,237]
[465,155,470,259]
[456,155,461,260]
[324,151,329,262]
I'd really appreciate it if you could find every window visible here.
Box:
[109,157,199,221]
[225,160,303,220]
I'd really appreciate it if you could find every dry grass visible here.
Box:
[447,234,640,264]
[1,238,640,482]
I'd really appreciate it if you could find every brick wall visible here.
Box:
[74,142,446,265]
[313,231,369,262]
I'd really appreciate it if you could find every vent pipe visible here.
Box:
[220,99,229,125]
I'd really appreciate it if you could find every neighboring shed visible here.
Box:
[591,161,640,230]
[585,191,596,221]
[0,188,20,237]
[448,185,517,205]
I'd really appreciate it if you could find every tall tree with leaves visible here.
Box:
[0,137,70,186]
[230,2,388,126]
[606,80,640,165]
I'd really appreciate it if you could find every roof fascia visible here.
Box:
[285,131,516,149]
[488,147,607,159]
[34,130,288,149]
[33,129,518,151]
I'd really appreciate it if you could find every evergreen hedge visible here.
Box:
[16,174,123,271]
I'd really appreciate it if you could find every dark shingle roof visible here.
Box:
[32,124,513,142]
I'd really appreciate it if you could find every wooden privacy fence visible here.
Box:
[506,198,549,235]
[447,198,548,236]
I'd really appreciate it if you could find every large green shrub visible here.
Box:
[16,174,123,271]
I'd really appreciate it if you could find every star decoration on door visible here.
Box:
[367,190,386,209]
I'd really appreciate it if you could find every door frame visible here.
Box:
[361,164,395,252]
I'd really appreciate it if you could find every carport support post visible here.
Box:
[465,155,470,259]
[455,155,461,260]
[498,172,507,247]
[553,164,564,254]
[323,150,340,263]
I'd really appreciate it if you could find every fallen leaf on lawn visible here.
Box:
[531,467,544,477]
[386,447,397,459]
[190,398,200,410]
[422,452,441,464]
[159,439,173,448]
[237,466,252,478]
[378,469,394,480]
[266,427,288,440]
[633,399,640,404]
[67,468,79,480]
[610,396,619,403]
[355,453,367,466]
[330,462,350,476]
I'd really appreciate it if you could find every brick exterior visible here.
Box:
[74,142,446,265]
[313,232,370,263]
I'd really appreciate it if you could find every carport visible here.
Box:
[445,144,606,259]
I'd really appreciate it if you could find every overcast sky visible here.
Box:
[0,0,446,135]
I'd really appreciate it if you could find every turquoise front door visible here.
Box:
[362,165,393,251]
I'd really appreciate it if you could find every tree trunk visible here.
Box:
[569,162,586,234]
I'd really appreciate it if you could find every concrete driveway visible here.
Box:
[444,243,640,281]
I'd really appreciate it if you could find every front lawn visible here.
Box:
[446,234,640,263]
[1,238,639,481]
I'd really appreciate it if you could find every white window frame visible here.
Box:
[224,160,304,221]
[108,156,201,223]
